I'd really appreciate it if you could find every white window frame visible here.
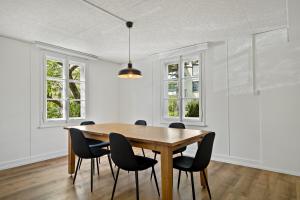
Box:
[160,51,206,126]
[41,50,87,126]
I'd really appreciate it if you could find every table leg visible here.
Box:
[160,147,173,200]
[68,131,75,174]
[200,168,208,188]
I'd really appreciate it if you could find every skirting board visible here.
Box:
[211,153,300,177]
[0,150,67,170]
[184,151,299,177]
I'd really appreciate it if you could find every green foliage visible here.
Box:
[70,65,80,80]
[168,99,199,118]
[47,60,63,78]
[185,100,199,117]
[47,101,63,119]
[69,101,81,118]
[168,98,179,117]
[47,80,62,99]
[68,83,81,100]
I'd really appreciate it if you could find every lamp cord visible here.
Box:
[80,0,127,22]
[129,27,131,63]
[80,0,133,66]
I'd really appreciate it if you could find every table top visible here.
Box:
[64,123,209,147]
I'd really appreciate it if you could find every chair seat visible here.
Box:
[152,146,186,155]
[90,146,110,158]
[135,155,158,170]
[173,156,194,171]
[86,138,110,148]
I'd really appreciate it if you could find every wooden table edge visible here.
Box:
[64,126,210,148]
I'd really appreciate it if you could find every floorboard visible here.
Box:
[0,151,299,200]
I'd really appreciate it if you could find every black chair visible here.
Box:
[78,121,110,169]
[70,128,115,192]
[134,120,147,157]
[151,122,188,179]
[134,120,147,126]
[109,132,160,200]
[174,132,215,200]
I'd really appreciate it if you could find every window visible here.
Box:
[162,53,205,124]
[44,53,86,123]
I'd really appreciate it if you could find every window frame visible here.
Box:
[160,52,206,126]
[41,50,87,126]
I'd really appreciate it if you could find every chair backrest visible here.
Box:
[69,128,92,158]
[80,121,95,125]
[109,133,138,171]
[169,122,187,152]
[134,120,147,126]
[192,132,215,171]
[169,122,185,129]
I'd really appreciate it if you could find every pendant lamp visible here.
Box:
[118,21,142,79]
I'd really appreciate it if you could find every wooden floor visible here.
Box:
[0,151,299,200]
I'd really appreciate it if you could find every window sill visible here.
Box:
[160,118,207,127]
[38,118,86,129]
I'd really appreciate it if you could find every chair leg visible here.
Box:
[73,157,81,184]
[91,159,94,192]
[150,153,157,180]
[108,155,115,180]
[180,153,188,177]
[190,172,195,200]
[152,166,160,196]
[78,157,82,170]
[203,170,212,200]
[135,171,139,200]
[142,148,145,157]
[150,167,154,180]
[111,167,120,200]
[96,158,100,176]
[93,158,95,175]
[177,170,181,189]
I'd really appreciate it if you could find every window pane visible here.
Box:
[47,100,63,119]
[167,64,179,79]
[183,78,199,98]
[47,80,63,99]
[69,82,85,100]
[183,99,200,118]
[69,100,82,118]
[164,99,179,118]
[166,81,179,98]
[47,59,63,78]
[69,64,82,81]
[184,60,199,78]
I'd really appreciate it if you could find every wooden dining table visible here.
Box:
[64,123,210,200]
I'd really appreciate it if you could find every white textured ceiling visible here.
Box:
[0,0,287,63]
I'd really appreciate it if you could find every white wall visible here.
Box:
[118,29,300,176]
[0,37,31,166]
[0,36,120,169]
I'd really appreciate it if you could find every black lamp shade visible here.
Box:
[118,67,142,79]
